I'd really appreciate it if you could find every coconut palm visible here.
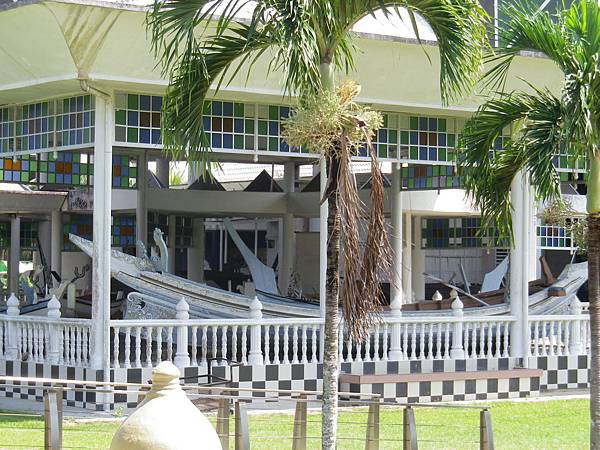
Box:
[147,1,488,447]
[458,0,600,446]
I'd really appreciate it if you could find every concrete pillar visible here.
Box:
[156,157,169,187]
[91,95,114,371]
[50,210,62,279]
[509,171,530,362]
[168,214,177,274]
[390,163,403,311]
[319,158,327,317]
[187,218,205,282]
[9,215,20,294]
[136,152,148,256]
[279,162,296,294]
[527,183,538,281]
[411,215,425,301]
[403,211,412,303]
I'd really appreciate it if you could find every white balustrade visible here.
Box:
[528,313,590,357]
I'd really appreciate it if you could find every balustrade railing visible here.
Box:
[528,314,590,357]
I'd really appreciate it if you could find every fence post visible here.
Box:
[174,297,190,369]
[235,401,250,450]
[247,296,263,365]
[44,388,63,450]
[47,295,61,364]
[365,399,380,450]
[569,295,583,355]
[5,293,20,360]
[450,296,465,359]
[216,397,230,449]
[403,406,418,450]
[292,395,307,450]
[480,409,494,450]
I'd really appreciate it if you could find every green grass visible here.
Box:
[0,399,589,449]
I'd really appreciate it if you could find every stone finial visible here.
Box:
[432,290,443,301]
[47,295,61,318]
[176,297,190,320]
[7,293,19,316]
[569,295,582,315]
[451,295,464,316]
[449,289,458,299]
[110,361,222,450]
[249,296,263,319]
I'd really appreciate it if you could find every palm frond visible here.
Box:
[459,91,564,244]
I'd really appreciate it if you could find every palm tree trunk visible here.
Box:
[322,155,341,450]
[590,214,600,448]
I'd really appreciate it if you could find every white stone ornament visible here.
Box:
[110,361,222,450]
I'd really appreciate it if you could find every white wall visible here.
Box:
[294,232,320,298]
[424,248,496,286]
[61,252,92,294]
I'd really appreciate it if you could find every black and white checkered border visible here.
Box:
[528,355,590,390]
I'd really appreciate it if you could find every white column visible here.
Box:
[50,210,62,279]
[390,163,403,310]
[411,216,425,301]
[520,175,532,363]
[509,171,530,361]
[527,183,538,281]
[187,218,206,282]
[136,151,148,257]
[168,214,177,274]
[91,95,114,371]
[279,162,296,294]
[155,157,169,187]
[319,158,328,317]
[403,211,413,303]
[9,215,20,294]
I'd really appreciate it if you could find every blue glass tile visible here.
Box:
[419,117,428,130]
[223,134,233,148]
[428,148,436,160]
[419,148,427,160]
[234,119,243,133]
[140,129,151,144]
[70,130,76,144]
[113,177,119,186]
[203,117,211,130]
[127,111,138,127]
[114,226,120,235]
[76,130,83,144]
[212,133,222,148]
[212,101,222,115]
[0,160,4,169]
[280,107,289,118]
[140,95,151,111]
[223,102,233,116]
[73,163,79,174]
[121,166,129,176]
[280,140,289,152]
[378,129,387,142]
[65,174,71,184]
[5,171,11,181]
[56,174,63,184]
[438,134,446,146]
[152,96,162,111]
[70,97,76,111]
[77,96,84,111]
[428,118,437,130]
[269,121,278,135]
[84,112,90,127]
[30,104,36,116]
[410,132,418,145]
[151,130,161,144]
[22,160,29,171]
[35,135,41,149]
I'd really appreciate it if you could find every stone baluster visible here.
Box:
[569,295,583,355]
[247,296,263,365]
[388,295,403,361]
[46,295,62,364]
[5,293,20,360]
[174,297,190,369]
[450,296,465,359]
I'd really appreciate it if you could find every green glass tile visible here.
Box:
[40,161,47,172]
[382,115,388,128]
[21,172,27,182]
[121,178,128,188]
[121,156,128,166]
[389,130,397,143]
[84,96,91,110]
[268,137,278,151]
[245,119,254,134]
[448,134,456,147]
[438,118,446,132]
[234,103,244,117]
[439,149,446,161]
[258,120,268,135]
[268,105,279,121]
[49,173,55,183]
[560,156,567,167]
[426,178,433,187]
[234,135,244,149]
[0,171,5,181]
[42,103,48,116]
[83,129,90,142]
[127,127,138,143]
[116,110,126,125]
[410,147,418,160]
[408,179,414,188]
[432,166,439,176]
[90,165,94,175]
[62,131,69,146]
[62,99,69,112]
[409,116,418,130]
[128,94,139,110]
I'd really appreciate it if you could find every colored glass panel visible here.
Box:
[399,115,460,163]
[421,217,496,249]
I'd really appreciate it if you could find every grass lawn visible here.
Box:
[0,399,589,449]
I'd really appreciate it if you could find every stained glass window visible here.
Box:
[63,214,93,251]
[421,217,493,248]
[400,115,459,163]
[0,108,15,153]
[55,95,95,147]
[114,93,162,145]
[148,212,169,245]
[205,101,256,151]
[370,114,398,159]
[400,164,462,190]
[15,100,55,152]
[113,155,138,188]
[0,223,8,248]
[20,222,38,249]
[112,215,136,247]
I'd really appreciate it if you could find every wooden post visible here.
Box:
[480,409,494,450]
[403,406,418,450]
[44,389,63,450]
[235,401,250,450]
[216,397,230,449]
[292,395,307,450]
[365,400,380,450]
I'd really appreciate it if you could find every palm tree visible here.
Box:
[148,1,487,447]
[458,0,600,446]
